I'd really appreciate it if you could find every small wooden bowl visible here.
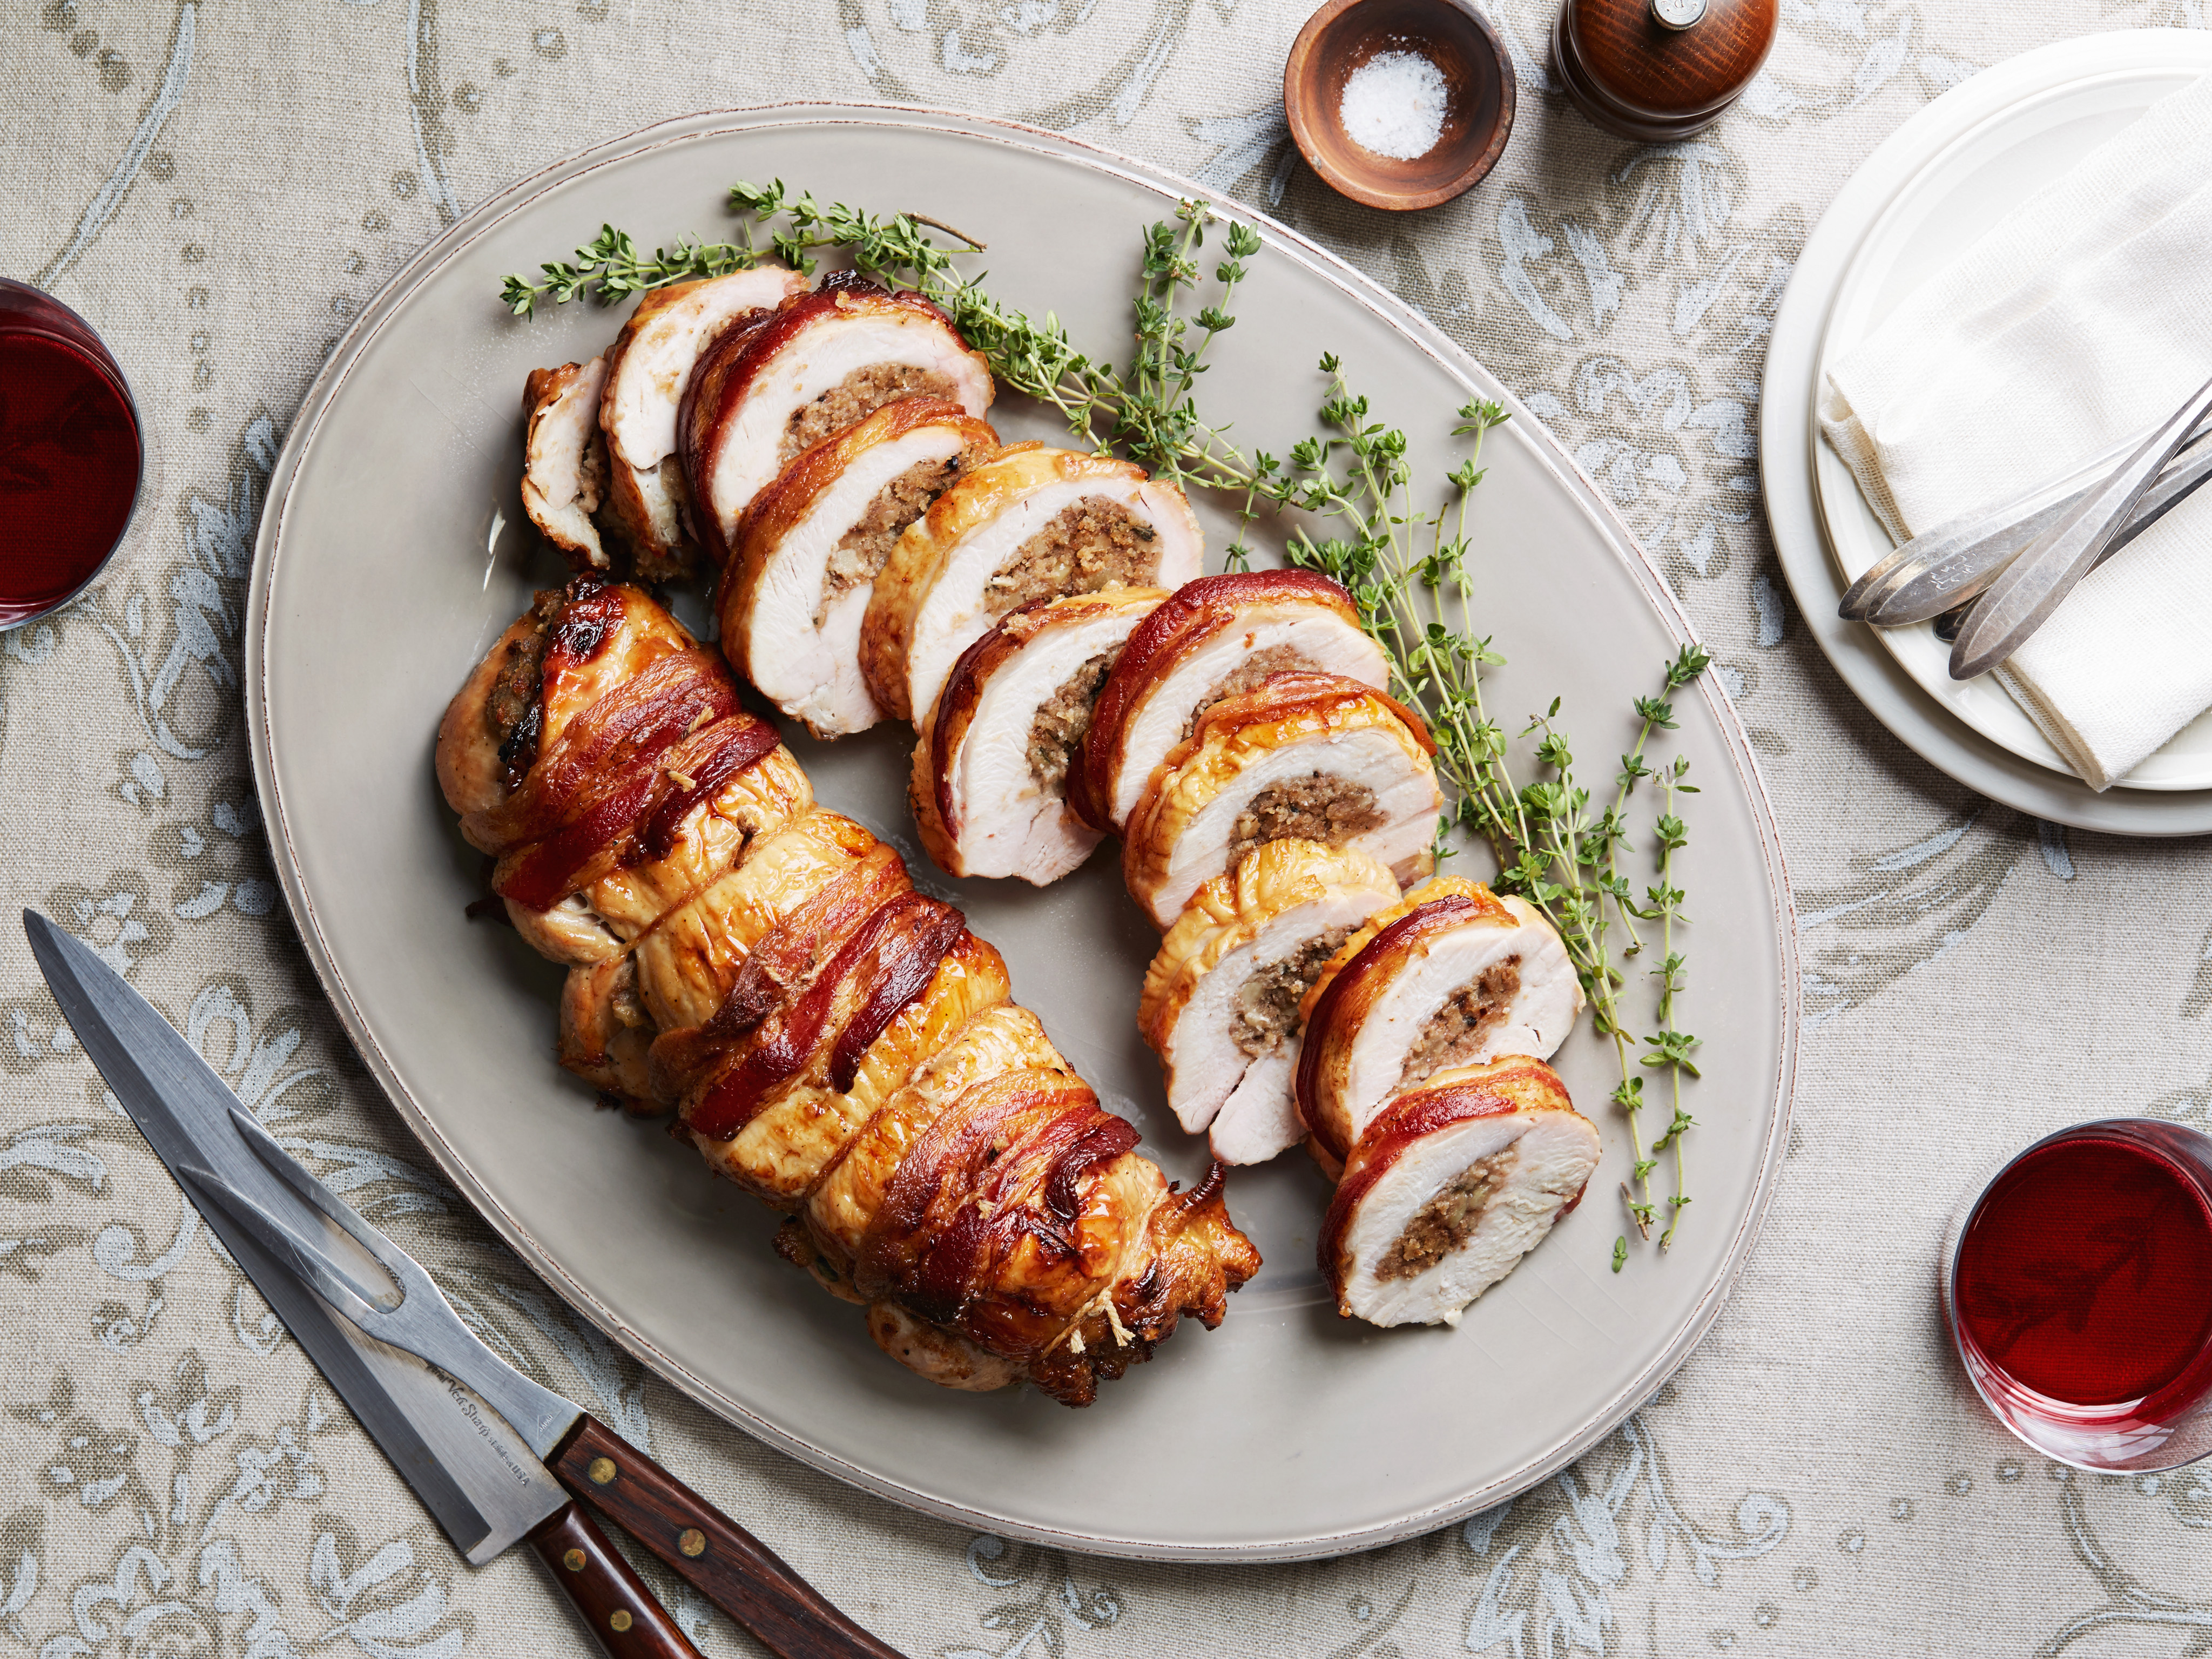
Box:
[1284,0,1516,213]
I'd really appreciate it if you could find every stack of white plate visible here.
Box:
[1762,29,2212,834]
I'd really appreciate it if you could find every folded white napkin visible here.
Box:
[1820,70,2212,792]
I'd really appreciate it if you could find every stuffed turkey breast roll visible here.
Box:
[1121,672,1440,929]
[1318,1057,1599,1326]
[860,444,1204,726]
[1136,839,1400,1157]
[520,359,610,570]
[722,396,999,738]
[680,273,994,567]
[1073,569,1388,833]
[1294,876,1584,1167]
[911,588,1166,885]
[595,267,808,578]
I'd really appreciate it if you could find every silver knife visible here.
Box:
[1851,434,2212,628]
[24,909,903,1659]
[1951,372,2212,679]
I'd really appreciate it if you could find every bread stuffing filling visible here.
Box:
[780,365,957,464]
[1227,773,1384,868]
[1231,924,1355,1058]
[1186,644,1317,734]
[1374,1150,1515,1281]
[986,497,1156,615]
[1398,956,1523,1089]
[486,587,566,788]
[1026,645,1125,792]
[818,439,991,624]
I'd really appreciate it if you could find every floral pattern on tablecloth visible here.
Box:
[6,0,2212,1652]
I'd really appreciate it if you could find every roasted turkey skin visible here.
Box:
[859,444,1204,726]
[722,395,999,738]
[679,274,994,570]
[911,588,1165,885]
[1121,671,1442,929]
[595,267,808,580]
[1294,876,1585,1165]
[1071,569,1390,834]
[1317,1057,1599,1327]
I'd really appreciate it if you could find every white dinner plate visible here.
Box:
[247,104,1797,1560]
[1764,31,2212,832]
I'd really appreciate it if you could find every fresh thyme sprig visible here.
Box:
[1643,756,1701,1250]
[500,186,1711,1266]
[1252,367,1711,1257]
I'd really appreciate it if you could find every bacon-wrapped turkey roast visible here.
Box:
[910,588,1166,884]
[1318,1056,1599,1326]
[721,396,999,739]
[437,575,1257,1405]
[860,444,1204,726]
[680,274,995,568]
[1072,569,1390,834]
[1295,876,1583,1169]
[1121,671,1442,929]
[1136,839,1400,1162]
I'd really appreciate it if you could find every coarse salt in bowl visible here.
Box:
[1284,0,1518,212]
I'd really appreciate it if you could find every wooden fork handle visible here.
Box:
[551,1416,906,1659]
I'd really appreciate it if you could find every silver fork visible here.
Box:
[179,1104,582,1458]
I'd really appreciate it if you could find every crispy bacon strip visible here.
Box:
[686,893,965,1141]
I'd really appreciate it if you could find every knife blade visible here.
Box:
[24,910,904,1659]
[1951,372,2212,679]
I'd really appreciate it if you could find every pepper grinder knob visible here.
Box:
[1550,0,1776,140]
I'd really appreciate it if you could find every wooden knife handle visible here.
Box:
[525,1499,705,1659]
[551,1417,905,1659]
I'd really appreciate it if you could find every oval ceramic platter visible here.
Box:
[246,105,1797,1561]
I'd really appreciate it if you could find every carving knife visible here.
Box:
[24,909,904,1659]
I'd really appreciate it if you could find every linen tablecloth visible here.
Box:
[6,2,2210,1653]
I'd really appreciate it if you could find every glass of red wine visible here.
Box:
[0,278,144,627]
[1944,1117,2212,1472]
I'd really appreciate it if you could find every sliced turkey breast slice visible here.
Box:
[912,589,1166,885]
[723,396,998,738]
[1319,1057,1599,1326]
[1294,878,1585,1165]
[860,445,1204,726]
[1074,569,1388,833]
[596,267,806,579]
[1122,672,1440,929]
[520,358,610,569]
[680,273,994,568]
[1137,839,1400,1142]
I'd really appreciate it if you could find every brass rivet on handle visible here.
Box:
[562,1548,586,1572]
[678,1528,706,1558]
[609,1610,633,1633]
[588,1456,617,1486]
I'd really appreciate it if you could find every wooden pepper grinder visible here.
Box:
[1550,0,1777,141]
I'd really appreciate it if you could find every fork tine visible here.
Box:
[176,1162,393,1327]
[225,1104,433,1297]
